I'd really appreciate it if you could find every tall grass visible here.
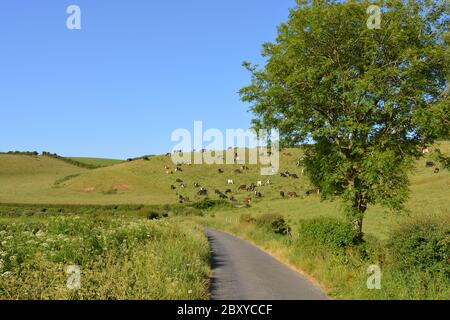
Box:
[0,213,210,300]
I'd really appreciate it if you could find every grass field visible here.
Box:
[0,142,448,299]
[0,207,209,300]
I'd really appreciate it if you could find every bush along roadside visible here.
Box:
[225,214,449,299]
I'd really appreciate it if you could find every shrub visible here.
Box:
[387,218,450,276]
[256,213,291,236]
[147,211,162,220]
[191,198,230,210]
[299,217,359,247]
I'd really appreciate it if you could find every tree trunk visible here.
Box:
[351,192,367,241]
[352,217,363,240]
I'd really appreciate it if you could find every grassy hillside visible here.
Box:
[0,155,88,204]
[0,143,448,220]
[67,157,123,168]
[0,143,448,300]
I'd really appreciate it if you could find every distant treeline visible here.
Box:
[126,155,155,162]
[0,151,39,156]
[0,150,100,169]
[41,152,100,169]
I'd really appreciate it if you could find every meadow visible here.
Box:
[0,206,210,300]
[0,142,448,299]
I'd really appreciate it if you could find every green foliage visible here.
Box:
[42,152,101,169]
[0,214,210,299]
[387,218,450,276]
[191,198,231,211]
[146,210,168,220]
[240,0,450,234]
[0,151,39,156]
[255,213,291,236]
[299,217,359,248]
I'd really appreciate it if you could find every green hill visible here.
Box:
[0,154,87,204]
[0,143,448,235]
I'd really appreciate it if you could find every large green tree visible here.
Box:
[240,0,449,237]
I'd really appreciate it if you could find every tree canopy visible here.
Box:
[240,0,449,236]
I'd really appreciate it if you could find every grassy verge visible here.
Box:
[195,208,449,300]
[0,206,210,300]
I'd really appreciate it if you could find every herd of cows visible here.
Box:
[164,161,320,205]
[161,154,441,205]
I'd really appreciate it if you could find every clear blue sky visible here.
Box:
[0,0,295,159]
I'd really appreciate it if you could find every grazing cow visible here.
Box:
[301,168,306,175]
[426,161,434,168]
[422,147,430,154]
[280,191,285,198]
[234,169,242,174]
[214,189,222,195]
[238,185,247,190]
[175,167,183,172]
[244,197,252,204]
[247,183,256,192]
[254,191,263,198]
[257,181,263,187]
[266,179,272,186]
[176,178,183,183]
[434,168,440,174]
[290,174,299,179]
[227,179,234,185]
[180,183,186,188]
[166,170,173,175]
[164,166,170,170]
[241,165,249,171]
[194,182,201,188]
[218,168,224,174]
[288,192,298,198]
[170,185,176,190]
[197,188,207,196]
[280,172,289,178]
[219,193,228,199]
[225,189,232,194]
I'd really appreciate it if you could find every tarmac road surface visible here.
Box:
[206,228,329,300]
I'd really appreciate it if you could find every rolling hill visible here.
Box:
[0,143,448,234]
